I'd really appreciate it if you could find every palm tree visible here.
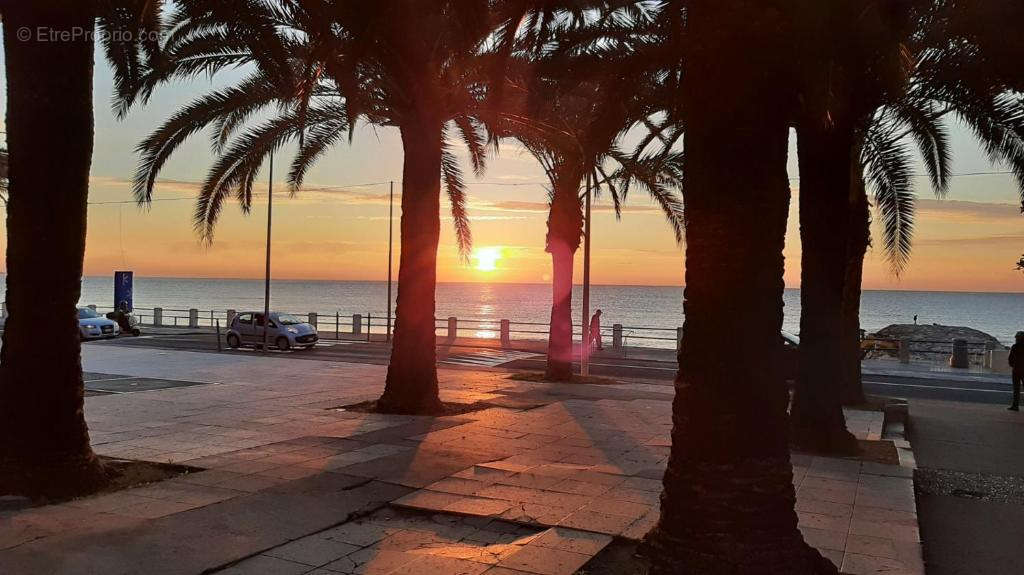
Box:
[793,0,1024,430]
[129,0,541,414]
[0,1,158,498]
[788,2,927,453]
[506,52,682,381]
[641,3,834,573]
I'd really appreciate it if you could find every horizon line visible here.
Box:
[60,273,1024,296]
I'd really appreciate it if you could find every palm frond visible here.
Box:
[133,75,279,204]
[863,127,916,276]
[441,138,472,263]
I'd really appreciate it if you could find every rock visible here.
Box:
[868,324,1005,364]
[873,324,1005,348]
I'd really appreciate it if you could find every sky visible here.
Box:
[2,37,1023,293]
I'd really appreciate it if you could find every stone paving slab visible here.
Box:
[0,477,410,574]
[213,508,610,575]
[0,346,920,574]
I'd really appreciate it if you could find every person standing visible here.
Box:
[1009,331,1024,411]
[589,309,604,351]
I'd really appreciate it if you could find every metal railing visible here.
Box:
[79,303,684,350]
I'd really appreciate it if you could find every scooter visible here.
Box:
[106,309,142,336]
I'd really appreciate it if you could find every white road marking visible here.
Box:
[863,380,1012,394]
[442,350,539,368]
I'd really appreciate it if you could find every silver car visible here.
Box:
[78,307,120,340]
[226,312,318,351]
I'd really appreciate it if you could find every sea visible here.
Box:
[65,276,1024,348]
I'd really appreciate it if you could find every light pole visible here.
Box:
[386,180,394,342]
[261,150,273,353]
[580,172,592,377]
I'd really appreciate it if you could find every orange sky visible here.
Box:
[1,40,1022,292]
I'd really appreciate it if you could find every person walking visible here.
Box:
[589,309,604,351]
[1009,331,1023,411]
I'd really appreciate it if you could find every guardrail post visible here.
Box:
[153,307,162,326]
[308,312,317,329]
[612,324,623,350]
[227,309,236,326]
[335,311,340,339]
[950,338,969,368]
[447,316,457,341]
[188,308,199,328]
[898,339,910,364]
[500,319,510,347]
[353,314,362,334]
[215,319,222,351]
[367,314,372,342]
[676,327,683,352]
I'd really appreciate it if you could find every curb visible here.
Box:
[880,398,916,469]
[863,368,1009,386]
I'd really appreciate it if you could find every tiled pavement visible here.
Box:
[0,346,922,574]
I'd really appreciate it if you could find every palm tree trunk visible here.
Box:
[840,175,870,406]
[643,5,835,573]
[790,122,860,454]
[378,117,444,414]
[545,176,583,382]
[0,4,109,498]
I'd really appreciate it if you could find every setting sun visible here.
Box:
[473,247,502,272]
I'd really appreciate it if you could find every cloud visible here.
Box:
[477,199,670,215]
[913,234,1024,247]
[915,198,1023,222]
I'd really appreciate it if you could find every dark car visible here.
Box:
[781,331,800,381]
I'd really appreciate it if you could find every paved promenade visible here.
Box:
[0,346,921,574]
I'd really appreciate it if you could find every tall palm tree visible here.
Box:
[642,2,834,573]
[789,1,927,454]
[507,52,682,381]
[129,0,539,414]
[792,0,1024,431]
[0,1,159,498]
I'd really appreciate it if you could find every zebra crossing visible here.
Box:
[440,348,540,368]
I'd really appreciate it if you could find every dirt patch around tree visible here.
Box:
[507,371,621,386]
[332,400,499,417]
[1,457,197,511]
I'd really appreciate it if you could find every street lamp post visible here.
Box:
[386,180,394,342]
[581,172,592,377]
[261,150,273,353]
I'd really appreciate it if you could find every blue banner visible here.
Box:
[114,271,133,311]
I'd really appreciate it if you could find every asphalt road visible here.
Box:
[86,331,1016,404]
[909,399,1024,575]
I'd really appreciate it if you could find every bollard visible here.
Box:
[353,314,362,335]
[612,324,623,350]
[447,316,458,341]
[335,311,340,340]
[676,327,683,352]
[215,319,222,351]
[500,319,510,347]
[188,308,199,328]
[153,307,163,326]
[950,338,969,368]
[367,314,372,342]
[227,309,236,326]
[308,312,317,329]
[898,339,910,364]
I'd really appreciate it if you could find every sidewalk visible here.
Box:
[862,359,1010,385]
[909,399,1024,575]
[0,346,922,574]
